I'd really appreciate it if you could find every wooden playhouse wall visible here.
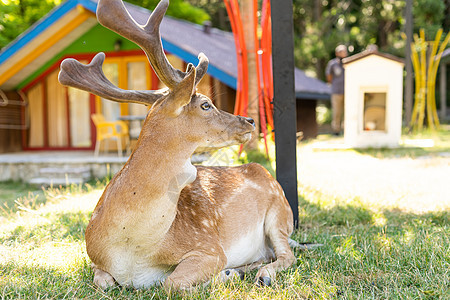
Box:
[0,91,23,153]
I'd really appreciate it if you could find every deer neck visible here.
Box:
[107,118,198,244]
[126,116,199,204]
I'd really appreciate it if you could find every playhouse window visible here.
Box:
[363,92,386,131]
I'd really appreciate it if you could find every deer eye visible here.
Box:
[200,102,212,111]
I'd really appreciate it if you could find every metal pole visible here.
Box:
[404,0,413,126]
[271,0,298,227]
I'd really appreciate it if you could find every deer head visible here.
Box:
[58,0,255,153]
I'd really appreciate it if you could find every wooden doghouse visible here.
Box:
[343,48,404,148]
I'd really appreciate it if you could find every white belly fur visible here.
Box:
[108,223,270,287]
[109,251,171,288]
[224,222,272,268]
[116,266,169,289]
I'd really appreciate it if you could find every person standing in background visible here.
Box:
[326,45,348,135]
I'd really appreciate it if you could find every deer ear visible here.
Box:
[165,65,196,114]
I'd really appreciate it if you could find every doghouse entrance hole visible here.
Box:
[363,92,386,131]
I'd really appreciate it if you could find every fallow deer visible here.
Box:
[59,0,296,290]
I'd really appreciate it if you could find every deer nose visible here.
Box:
[244,117,255,126]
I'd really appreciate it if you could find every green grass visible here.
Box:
[1,134,449,299]
[0,181,45,216]
[295,188,450,299]
[355,126,450,158]
[0,181,448,299]
[201,142,276,177]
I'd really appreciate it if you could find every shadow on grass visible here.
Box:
[0,260,221,300]
[382,209,450,227]
[293,192,450,299]
[0,260,176,299]
[297,191,450,229]
[297,195,373,227]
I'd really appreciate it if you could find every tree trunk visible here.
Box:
[240,0,259,149]
[314,0,322,22]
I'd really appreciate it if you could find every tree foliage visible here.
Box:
[0,0,61,49]
[186,0,230,31]
[183,0,447,80]
[412,0,445,38]
[125,0,209,25]
[1,0,448,82]
[292,0,447,80]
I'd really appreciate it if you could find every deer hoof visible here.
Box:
[256,276,271,287]
[238,269,245,280]
[219,269,244,282]
[93,269,116,290]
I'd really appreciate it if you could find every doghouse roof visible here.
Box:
[343,48,404,65]
[0,0,330,99]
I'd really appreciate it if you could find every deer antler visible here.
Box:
[96,0,209,88]
[59,0,208,105]
[59,52,168,105]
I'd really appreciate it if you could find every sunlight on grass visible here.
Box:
[1,132,449,298]
[1,179,448,298]
[336,236,363,261]
[298,140,450,213]
[0,241,86,269]
[0,187,101,273]
[371,213,387,226]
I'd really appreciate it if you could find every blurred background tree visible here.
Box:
[1,0,448,80]
[125,0,209,24]
[292,0,447,80]
[0,0,62,49]
[187,0,230,31]
[185,0,448,81]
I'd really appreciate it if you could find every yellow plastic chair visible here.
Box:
[91,114,130,157]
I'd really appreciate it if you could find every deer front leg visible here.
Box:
[163,252,226,291]
[92,266,116,290]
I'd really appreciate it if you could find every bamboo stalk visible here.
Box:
[425,29,441,130]
[429,31,450,129]
[410,43,421,129]
[410,29,449,131]
[417,30,427,131]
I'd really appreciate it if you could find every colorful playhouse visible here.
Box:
[0,0,330,155]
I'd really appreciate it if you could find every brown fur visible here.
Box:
[59,0,296,290]
[86,162,296,290]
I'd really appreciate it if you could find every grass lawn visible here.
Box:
[0,181,45,215]
[0,131,449,299]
